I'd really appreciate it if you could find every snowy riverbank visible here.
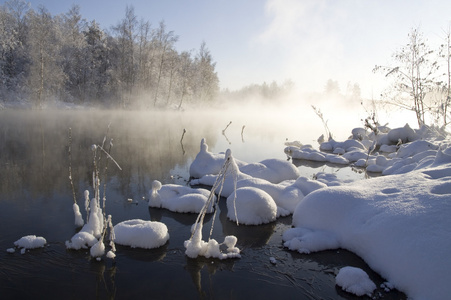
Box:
[188,123,451,299]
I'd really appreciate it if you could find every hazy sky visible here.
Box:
[5,0,451,98]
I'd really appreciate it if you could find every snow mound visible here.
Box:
[149,180,214,213]
[65,231,98,250]
[189,138,229,178]
[114,219,169,249]
[335,266,376,296]
[14,235,47,250]
[190,138,299,183]
[227,187,278,225]
[283,162,451,300]
[239,158,300,183]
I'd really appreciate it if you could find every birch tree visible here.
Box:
[153,20,178,106]
[112,5,137,107]
[27,6,64,108]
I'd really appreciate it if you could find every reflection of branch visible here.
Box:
[95,262,117,299]
[241,125,246,143]
[222,131,231,144]
[180,129,186,155]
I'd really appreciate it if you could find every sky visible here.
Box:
[3,0,451,98]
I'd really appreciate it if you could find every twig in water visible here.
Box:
[180,129,186,155]
[222,121,232,134]
[180,128,186,142]
[68,128,77,205]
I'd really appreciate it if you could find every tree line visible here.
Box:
[0,1,219,109]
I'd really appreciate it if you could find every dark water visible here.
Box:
[0,110,405,299]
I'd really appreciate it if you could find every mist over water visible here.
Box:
[0,105,410,299]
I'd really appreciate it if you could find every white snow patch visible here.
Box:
[114,219,169,249]
[149,180,214,213]
[184,222,240,260]
[191,138,299,183]
[283,161,451,300]
[227,187,278,225]
[14,235,47,250]
[335,266,376,296]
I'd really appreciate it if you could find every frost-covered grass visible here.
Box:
[184,149,241,260]
[65,128,120,260]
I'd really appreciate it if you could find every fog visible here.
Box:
[0,93,390,202]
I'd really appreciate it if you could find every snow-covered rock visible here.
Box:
[227,187,278,225]
[149,180,214,213]
[114,219,169,249]
[335,266,376,297]
[14,235,47,250]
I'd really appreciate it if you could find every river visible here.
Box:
[0,109,406,299]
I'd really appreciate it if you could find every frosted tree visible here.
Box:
[136,19,155,97]
[83,20,111,102]
[153,20,179,106]
[27,6,64,108]
[0,6,18,86]
[176,50,194,109]
[374,28,439,127]
[112,5,138,107]
[1,0,29,99]
[60,5,88,102]
[436,28,451,126]
[164,48,179,105]
[192,41,219,103]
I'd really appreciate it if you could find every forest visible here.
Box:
[0,1,220,109]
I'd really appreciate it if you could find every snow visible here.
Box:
[335,266,376,296]
[189,138,245,178]
[183,123,451,299]
[149,180,215,213]
[13,235,47,251]
[190,138,299,183]
[226,187,278,225]
[7,118,446,299]
[65,231,98,250]
[73,203,84,227]
[65,189,117,260]
[90,240,105,258]
[106,250,116,259]
[113,219,169,249]
[283,150,451,300]
[184,221,241,260]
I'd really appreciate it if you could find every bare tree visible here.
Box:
[374,28,439,127]
[27,6,65,108]
[176,50,193,109]
[113,5,137,107]
[437,27,451,126]
[153,20,178,106]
